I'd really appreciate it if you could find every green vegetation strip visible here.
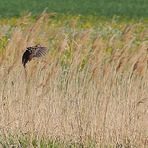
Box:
[0,0,147,18]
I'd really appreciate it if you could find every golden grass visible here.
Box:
[0,14,148,147]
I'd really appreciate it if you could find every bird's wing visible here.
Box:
[32,46,48,58]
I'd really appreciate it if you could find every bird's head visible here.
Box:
[27,47,33,54]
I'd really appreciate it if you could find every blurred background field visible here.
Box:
[0,0,148,147]
[0,0,148,19]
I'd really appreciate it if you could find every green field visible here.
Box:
[0,1,148,147]
[0,0,148,18]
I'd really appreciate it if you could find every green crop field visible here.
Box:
[0,0,148,18]
[0,1,148,147]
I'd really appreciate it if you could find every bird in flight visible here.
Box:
[22,44,48,67]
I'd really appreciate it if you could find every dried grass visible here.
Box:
[0,14,148,147]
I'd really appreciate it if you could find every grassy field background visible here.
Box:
[0,1,148,147]
[0,0,148,18]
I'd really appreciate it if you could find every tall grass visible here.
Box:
[0,13,148,147]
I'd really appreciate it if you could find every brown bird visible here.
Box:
[22,44,48,67]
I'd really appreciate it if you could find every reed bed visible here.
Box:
[0,14,148,147]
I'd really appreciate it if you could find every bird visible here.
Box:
[22,44,48,67]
